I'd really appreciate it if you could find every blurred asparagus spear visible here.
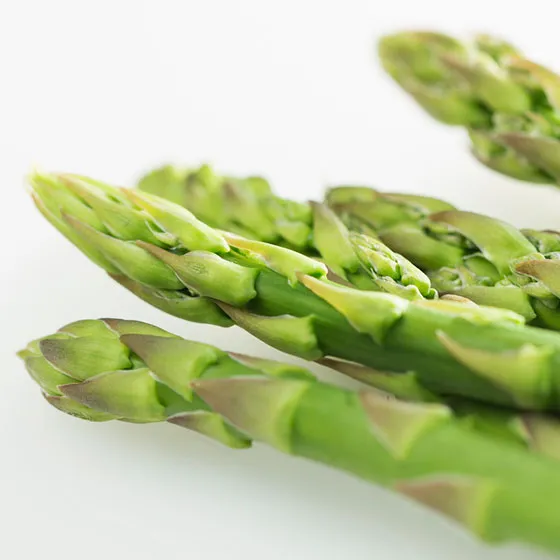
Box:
[378,30,560,185]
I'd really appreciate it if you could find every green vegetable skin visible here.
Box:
[19,318,560,554]
[138,163,560,330]
[29,171,560,412]
[378,30,560,185]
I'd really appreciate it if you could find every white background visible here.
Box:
[2,1,559,559]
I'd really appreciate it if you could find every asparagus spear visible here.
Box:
[138,163,560,329]
[18,318,560,554]
[138,164,437,300]
[327,184,560,328]
[378,31,560,185]
[28,171,560,411]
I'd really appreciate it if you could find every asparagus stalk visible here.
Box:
[19,318,560,554]
[28,171,560,411]
[138,163,560,329]
[138,164,437,300]
[321,358,560,462]
[378,31,560,185]
[23,318,560,460]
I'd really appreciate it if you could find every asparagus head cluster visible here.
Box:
[29,171,560,412]
[20,318,560,555]
[327,185,560,329]
[138,164,437,299]
[379,31,560,185]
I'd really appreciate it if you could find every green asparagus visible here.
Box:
[327,184,560,328]
[138,163,560,329]
[320,358,560,462]
[138,164,436,299]
[378,31,560,185]
[19,318,560,554]
[28,171,560,411]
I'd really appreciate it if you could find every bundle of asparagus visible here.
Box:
[29,171,560,412]
[20,30,560,557]
[378,31,560,185]
[25,169,560,554]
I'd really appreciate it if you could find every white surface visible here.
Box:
[1,1,559,559]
